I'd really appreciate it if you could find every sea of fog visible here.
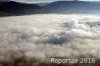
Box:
[0,14,100,63]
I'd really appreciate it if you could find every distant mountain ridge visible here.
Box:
[0,1,100,16]
[44,1,100,13]
[0,1,43,16]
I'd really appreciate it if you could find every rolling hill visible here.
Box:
[0,1,43,16]
[44,1,100,13]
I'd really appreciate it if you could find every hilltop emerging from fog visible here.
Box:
[0,1,43,16]
[45,1,100,13]
[0,1,100,16]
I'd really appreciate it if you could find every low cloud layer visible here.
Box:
[0,14,100,64]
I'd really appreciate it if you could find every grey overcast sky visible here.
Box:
[0,0,100,3]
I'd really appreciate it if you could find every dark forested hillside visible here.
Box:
[0,1,43,16]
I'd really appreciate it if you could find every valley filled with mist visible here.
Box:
[0,13,100,66]
[0,0,100,66]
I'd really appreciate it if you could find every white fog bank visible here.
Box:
[0,14,100,63]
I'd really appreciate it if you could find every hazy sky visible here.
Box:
[0,0,100,3]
